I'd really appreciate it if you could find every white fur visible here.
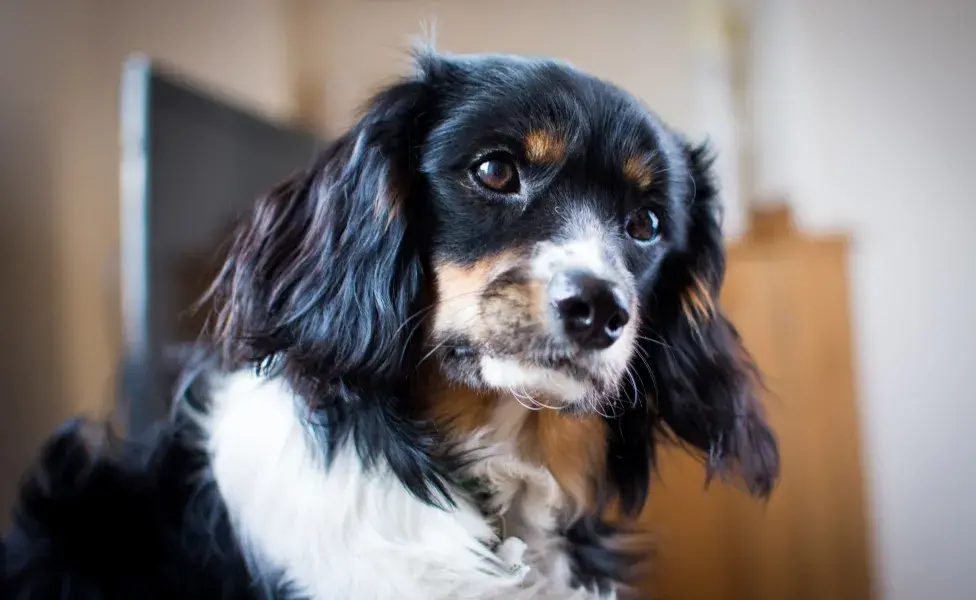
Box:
[197,370,611,599]
[200,371,523,599]
[465,399,620,599]
[529,209,622,283]
[480,356,592,403]
[457,399,585,594]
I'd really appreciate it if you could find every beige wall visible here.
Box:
[58,0,296,422]
[0,0,295,523]
[0,0,75,525]
[307,0,698,134]
[303,0,747,235]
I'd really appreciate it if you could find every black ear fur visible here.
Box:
[203,74,459,506]
[610,142,780,515]
[208,79,431,383]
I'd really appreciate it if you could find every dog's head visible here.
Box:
[208,50,778,513]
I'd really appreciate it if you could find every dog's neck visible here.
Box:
[423,371,608,515]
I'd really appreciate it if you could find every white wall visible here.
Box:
[750,1,976,598]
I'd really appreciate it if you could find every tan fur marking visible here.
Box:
[432,258,498,335]
[623,156,654,189]
[681,274,715,326]
[373,178,401,230]
[479,276,548,330]
[427,374,498,436]
[521,411,607,510]
[435,260,494,302]
[424,367,609,512]
[524,129,566,164]
[432,252,526,335]
[434,252,524,299]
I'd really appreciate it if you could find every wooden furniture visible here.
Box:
[637,205,874,600]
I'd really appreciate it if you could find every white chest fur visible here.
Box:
[457,400,592,596]
[196,371,611,599]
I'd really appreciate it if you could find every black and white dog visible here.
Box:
[2,50,779,599]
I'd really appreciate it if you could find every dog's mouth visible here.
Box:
[432,336,623,407]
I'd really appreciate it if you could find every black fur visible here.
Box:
[2,50,778,598]
[2,416,285,599]
[609,144,779,517]
[203,75,460,508]
[563,515,649,597]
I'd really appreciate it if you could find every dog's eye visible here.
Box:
[626,208,661,242]
[473,156,519,193]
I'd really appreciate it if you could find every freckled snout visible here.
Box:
[549,269,630,350]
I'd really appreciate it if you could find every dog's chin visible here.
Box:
[436,343,621,410]
[477,355,591,405]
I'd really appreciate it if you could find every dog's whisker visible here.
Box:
[637,330,680,370]
[630,344,651,382]
[392,304,438,339]
[507,385,543,411]
[523,384,561,411]
[630,344,659,406]
[591,393,617,419]
[417,340,450,367]
[394,289,485,345]
[621,366,639,409]
[635,333,674,351]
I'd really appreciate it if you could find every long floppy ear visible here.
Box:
[203,75,457,505]
[653,142,779,495]
[611,142,779,515]
[207,78,432,385]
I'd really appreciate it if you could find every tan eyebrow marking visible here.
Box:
[525,129,567,164]
[623,155,654,189]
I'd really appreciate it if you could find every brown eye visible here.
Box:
[473,157,519,193]
[626,208,661,242]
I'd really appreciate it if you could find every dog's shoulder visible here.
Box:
[1,415,282,599]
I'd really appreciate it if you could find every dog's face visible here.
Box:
[209,51,779,512]
[421,60,688,410]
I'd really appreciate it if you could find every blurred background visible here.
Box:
[1,0,973,598]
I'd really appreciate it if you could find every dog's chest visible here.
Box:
[458,401,570,548]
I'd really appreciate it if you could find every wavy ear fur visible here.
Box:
[611,142,780,515]
[203,74,456,505]
[209,80,431,382]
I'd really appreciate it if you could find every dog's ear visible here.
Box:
[611,142,779,515]
[653,142,779,497]
[207,76,433,385]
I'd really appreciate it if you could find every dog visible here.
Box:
[1,50,779,599]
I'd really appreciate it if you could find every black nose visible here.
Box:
[550,270,630,350]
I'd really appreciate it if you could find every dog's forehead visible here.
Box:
[421,55,690,263]
[433,56,667,168]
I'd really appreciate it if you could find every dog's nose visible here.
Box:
[550,270,630,350]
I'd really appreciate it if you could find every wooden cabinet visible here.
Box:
[637,208,874,600]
